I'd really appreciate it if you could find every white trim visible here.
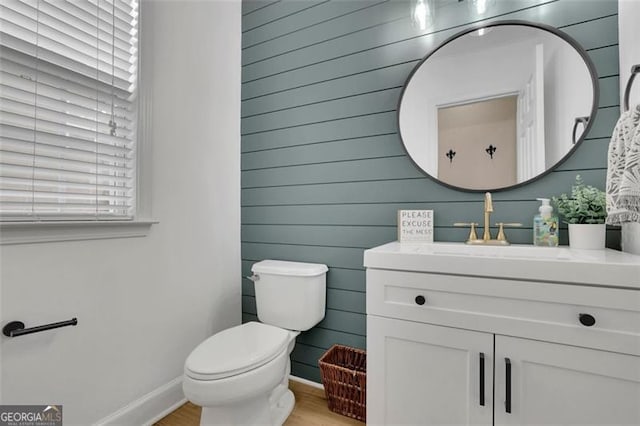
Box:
[289,374,325,391]
[0,220,158,245]
[136,3,153,220]
[435,90,519,110]
[94,376,186,426]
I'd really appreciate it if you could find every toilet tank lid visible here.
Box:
[252,260,328,276]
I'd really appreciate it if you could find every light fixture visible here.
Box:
[470,27,493,37]
[467,0,495,15]
[412,0,434,31]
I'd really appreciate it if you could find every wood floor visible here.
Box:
[154,380,363,426]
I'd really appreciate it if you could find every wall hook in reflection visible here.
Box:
[485,144,497,159]
[446,149,456,163]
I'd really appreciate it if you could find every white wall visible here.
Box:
[542,37,592,168]
[0,1,242,425]
[618,0,640,255]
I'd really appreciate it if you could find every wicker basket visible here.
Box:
[318,344,367,422]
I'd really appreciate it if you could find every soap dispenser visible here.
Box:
[533,198,559,246]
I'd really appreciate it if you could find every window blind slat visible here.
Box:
[0,0,138,221]
[0,150,131,176]
[0,178,131,198]
[0,163,131,186]
[0,5,134,65]
[1,126,132,157]
[26,2,135,57]
[1,190,132,204]
[1,52,134,106]
[5,0,136,36]
[1,203,132,217]
[78,0,136,33]
[0,110,133,147]
[1,190,132,205]
[1,82,133,128]
[1,96,134,136]
[0,176,132,194]
[1,138,131,165]
[1,33,134,88]
[35,0,136,43]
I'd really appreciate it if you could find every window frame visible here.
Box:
[0,0,156,245]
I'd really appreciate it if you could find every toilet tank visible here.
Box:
[251,260,327,331]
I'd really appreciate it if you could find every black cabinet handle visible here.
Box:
[579,313,596,327]
[505,357,512,413]
[415,295,426,305]
[479,352,485,406]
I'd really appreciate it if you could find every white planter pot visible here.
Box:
[568,223,606,250]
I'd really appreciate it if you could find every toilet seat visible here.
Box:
[185,322,290,381]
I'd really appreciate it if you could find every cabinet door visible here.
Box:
[495,335,640,425]
[367,315,493,425]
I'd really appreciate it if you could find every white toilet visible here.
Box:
[183,260,328,426]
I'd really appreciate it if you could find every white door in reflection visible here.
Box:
[517,43,545,183]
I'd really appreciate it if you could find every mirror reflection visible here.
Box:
[398,22,597,191]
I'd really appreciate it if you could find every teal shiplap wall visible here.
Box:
[240,0,620,383]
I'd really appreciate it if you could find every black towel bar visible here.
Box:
[623,64,640,112]
[2,318,78,337]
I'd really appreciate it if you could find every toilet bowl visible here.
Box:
[182,260,328,426]
[183,322,299,425]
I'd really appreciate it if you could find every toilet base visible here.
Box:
[199,385,295,426]
[185,330,301,426]
[271,387,295,426]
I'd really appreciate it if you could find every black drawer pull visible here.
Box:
[479,352,485,406]
[579,313,596,327]
[415,295,426,305]
[505,357,512,413]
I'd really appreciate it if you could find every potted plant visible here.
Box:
[552,175,607,249]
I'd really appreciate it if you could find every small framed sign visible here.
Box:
[397,210,434,242]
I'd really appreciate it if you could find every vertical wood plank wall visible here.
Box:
[240,0,620,383]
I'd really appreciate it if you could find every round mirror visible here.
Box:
[398,21,598,192]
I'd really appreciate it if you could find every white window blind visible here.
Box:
[0,0,138,221]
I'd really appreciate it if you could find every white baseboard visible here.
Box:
[93,374,319,426]
[94,376,186,426]
[289,374,324,391]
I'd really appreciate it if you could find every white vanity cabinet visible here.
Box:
[493,336,640,425]
[368,316,493,425]
[364,242,640,425]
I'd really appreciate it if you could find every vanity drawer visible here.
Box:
[366,269,640,356]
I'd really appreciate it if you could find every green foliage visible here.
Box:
[552,175,607,224]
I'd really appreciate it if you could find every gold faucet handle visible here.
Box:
[495,222,523,242]
[454,222,479,242]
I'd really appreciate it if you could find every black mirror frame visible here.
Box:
[397,20,600,193]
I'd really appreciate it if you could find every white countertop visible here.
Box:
[364,242,640,289]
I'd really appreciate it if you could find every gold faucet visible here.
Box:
[454,192,522,245]
[483,192,493,241]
